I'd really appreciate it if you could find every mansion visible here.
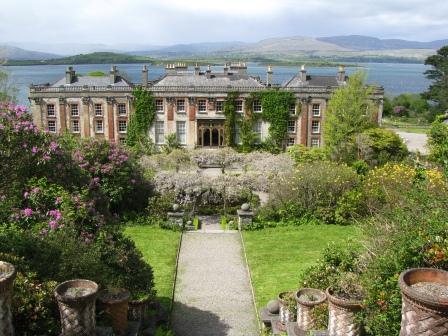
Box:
[29,63,384,148]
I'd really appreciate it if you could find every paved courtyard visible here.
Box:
[394,131,429,155]
[171,230,258,336]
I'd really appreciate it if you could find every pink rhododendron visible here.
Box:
[22,208,33,217]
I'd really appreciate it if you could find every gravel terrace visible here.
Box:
[171,232,258,336]
[394,131,429,154]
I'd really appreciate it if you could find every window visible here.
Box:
[48,120,56,133]
[312,120,320,134]
[234,124,241,144]
[311,138,320,147]
[119,138,127,145]
[253,100,262,112]
[288,138,296,146]
[155,99,164,113]
[312,104,321,117]
[198,99,207,112]
[70,104,79,117]
[47,104,55,117]
[71,120,80,133]
[95,104,103,116]
[289,104,296,115]
[95,119,103,133]
[253,120,262,143]
[155,121,165,144]
[118,103,126,116]
[176,121,186,144]
[176,99,185,113]
[288,120,296,133]
[118,120,127,133]
[216,101,224,113]
[235,100,243,112]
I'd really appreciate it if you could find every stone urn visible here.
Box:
[0,261,17,336]
[128,296,151,329]
[295,288,327,331]
[277,291,296,331]
[326,288,363,336]
[241,203,251,211]
[398,268,448,336]
[172,203,181,212]
[54,279,98,336]
[98,288,131,336]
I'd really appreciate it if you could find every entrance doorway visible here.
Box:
[198,121,225,147]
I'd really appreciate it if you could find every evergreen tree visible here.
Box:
[423,46,448,119]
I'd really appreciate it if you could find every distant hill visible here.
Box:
[318,35,448,51]
[0,45,60,61]
[4,52,154,66]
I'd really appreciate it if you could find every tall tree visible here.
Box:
[323,71,376,161]
[423,46,448,119]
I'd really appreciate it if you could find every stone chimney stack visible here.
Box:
[337,65,346,82]
[206,65,211,74]
[266,65,273,86]
[194,63,200,75]
[223,63,229,76]
[300,65,307,82]
[65,66,75,84]
[142,65,148,86]
[165,64,175,75]
[110,65,118,84]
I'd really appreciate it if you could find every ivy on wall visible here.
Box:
[239,94,259,152]
[127,87,156,147]
[223,91,239,147]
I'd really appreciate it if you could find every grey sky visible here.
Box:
[1,0,447,47]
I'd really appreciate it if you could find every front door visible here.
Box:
[198,120,225,147]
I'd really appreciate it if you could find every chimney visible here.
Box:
[165,64,175,75]
[65,66,75,84]
[194,63,200,75]
[110,65,117,84]
[337,65,346,82]
[223,63,229,76]
[266,65,273,86]
[206,65,211,74]
[300,65,307,82]
[142,65,148,87]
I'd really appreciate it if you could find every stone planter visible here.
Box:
[326,288,363,336]
[398,268,448,336]
[128,298,150,328]
[0,261,16,336]
[98,288,130,336]
[295,288,327,331]
[54,279,98,336]
[277,291,295,331]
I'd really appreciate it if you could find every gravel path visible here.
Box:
[171,232,258,336]
[393,131,429,155]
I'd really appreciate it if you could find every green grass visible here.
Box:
[242,225,361,309]
[382,117,430,134]
[124,226,181,309]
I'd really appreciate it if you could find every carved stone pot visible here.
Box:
[277,291,295,331]
[326,288,363,336]
[295,288,326,331]
[398,268,448,336]
[98,288,130,336]
[0,261,16,336]
[54,279,98,336]
[128,297,150,328]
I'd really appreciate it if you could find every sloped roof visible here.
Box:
[282,74,342,88]
[152,72,264,88]
[51,76,132,87]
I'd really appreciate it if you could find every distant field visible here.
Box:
[242,225,361,309]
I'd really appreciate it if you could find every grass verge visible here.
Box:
[242,225,360,309]
[124,226,181,310]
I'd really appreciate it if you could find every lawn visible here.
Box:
[124,226,181,309]
[242,225,361,309]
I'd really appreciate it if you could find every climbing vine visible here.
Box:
[223,91,239,147]
[257,90,296,149]
[239,94,259,152]
[127,87,156,148]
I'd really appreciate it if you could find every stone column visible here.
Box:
[30,98,43,129]
[0,261,16,336]
[58,98,67,132]
[82,97,90,138]
[107,97,115,142]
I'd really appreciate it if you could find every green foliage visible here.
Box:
[0,70,17,102]
[239,117,258,152]
[87,71,106,77]
[384,93,430,120]
[127,87,156,148]
[193,216,200,230]
[324,72,376,162]
[287,144,328,163]
[355,128,408,167]
[258,90,296,148]
[162,133,182,154]
[423,46,448,119]
[220,215,227,230]
[223,91,239,146]
[428,115,448,174]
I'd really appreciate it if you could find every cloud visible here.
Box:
[0,0,446,48]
